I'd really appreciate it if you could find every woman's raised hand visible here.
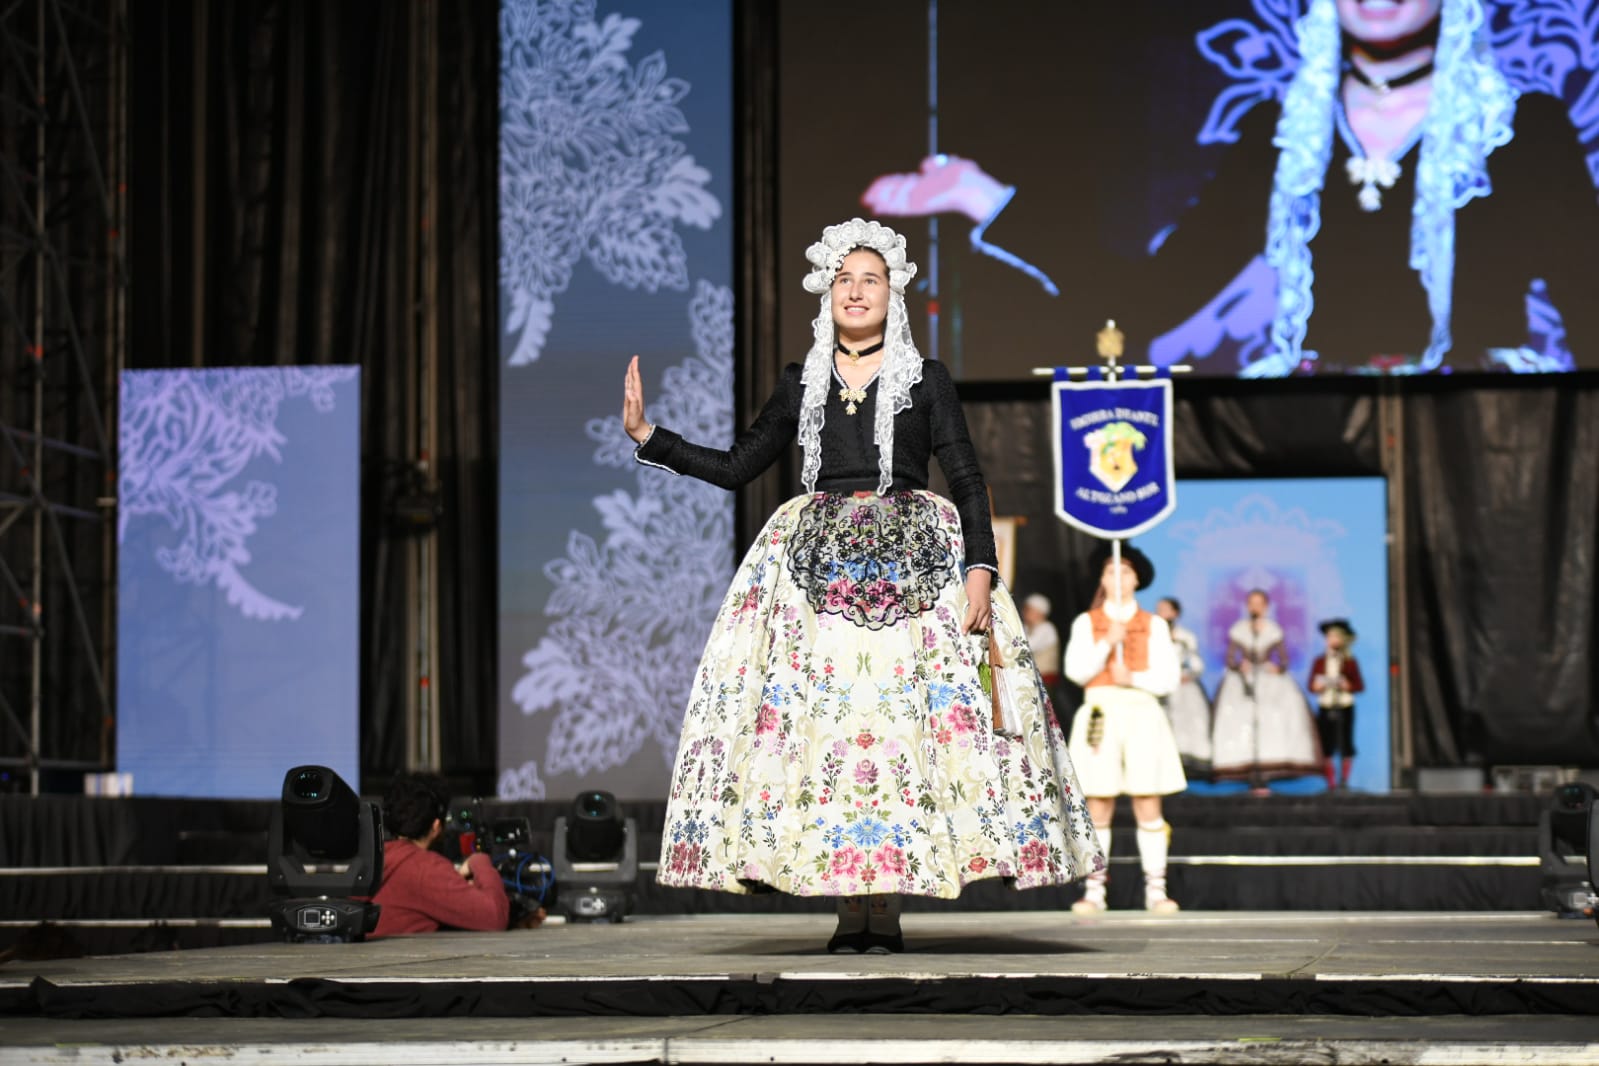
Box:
[623,355,651,444]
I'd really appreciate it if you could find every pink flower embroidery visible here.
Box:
[949,704,978,734]
[829,845,866,879]
[853,760,879,786]
[873,844,907,877]
[668,841,702,875]
[1020,839,1050,873]
[755,703,779,735]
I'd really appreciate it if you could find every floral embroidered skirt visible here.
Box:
[656,491,1103,898]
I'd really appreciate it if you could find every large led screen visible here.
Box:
[779,0,1599,379]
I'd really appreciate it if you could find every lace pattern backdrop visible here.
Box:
[119,367,361,622]
[117,368,362,798]
[497,0,734,801]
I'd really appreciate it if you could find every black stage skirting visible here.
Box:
[0,791,1547,866]
[6,973,1596,1021]
[0,791,1550,957]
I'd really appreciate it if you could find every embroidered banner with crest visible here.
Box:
[1050,370,1176,539]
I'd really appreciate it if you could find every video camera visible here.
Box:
[441,797,551,925]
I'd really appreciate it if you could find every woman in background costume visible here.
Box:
[1157,597,1213,779]
[1210,589,1322,789]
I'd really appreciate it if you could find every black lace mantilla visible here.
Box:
[785,492,957,630]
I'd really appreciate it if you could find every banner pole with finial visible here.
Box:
[1097,320,1129,668]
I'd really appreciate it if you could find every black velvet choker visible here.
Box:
[1347,59,1434,94]
[836,339,885,361]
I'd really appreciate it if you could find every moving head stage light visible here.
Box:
[552,790,638,922]
[1539,782,1599,924]
[267,765,383,942]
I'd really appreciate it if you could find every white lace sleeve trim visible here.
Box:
[632,425,680,475]
[634,454,680,475]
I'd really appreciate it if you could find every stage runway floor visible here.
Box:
[3,911,1597,1064]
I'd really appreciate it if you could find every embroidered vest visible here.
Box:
[1086,607,1151,689]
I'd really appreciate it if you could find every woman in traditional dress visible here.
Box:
[1064,546,1186,914]
[1156,597,1213,779]
[1210,590,1322,789]
[621,218,1101,953]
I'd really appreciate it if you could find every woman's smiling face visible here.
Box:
[1336,0,1444,50]
[832,248,890,337]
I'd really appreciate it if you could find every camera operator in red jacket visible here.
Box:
[371,774,510,937]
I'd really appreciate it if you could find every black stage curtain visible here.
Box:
[126,1,499,782]
[1404,380,1599,765]
[947,377,1599,770]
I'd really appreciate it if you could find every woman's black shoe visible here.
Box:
[826,930,868,954]
[863,929,904,954]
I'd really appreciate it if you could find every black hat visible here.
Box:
[1319,618,1356,639]
[1089,541,1155,590]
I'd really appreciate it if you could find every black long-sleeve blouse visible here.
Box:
[635,358,999,571]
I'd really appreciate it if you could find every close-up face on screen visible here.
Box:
[778,0,1599,380]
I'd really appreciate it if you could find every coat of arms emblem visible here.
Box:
[1084,421,1147,493]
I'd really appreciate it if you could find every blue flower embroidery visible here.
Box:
[847,817,891,848]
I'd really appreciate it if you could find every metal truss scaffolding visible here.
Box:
[0,0,126,794]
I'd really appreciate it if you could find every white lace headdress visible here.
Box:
[1258,0,1516,376]
[798,218,923,494]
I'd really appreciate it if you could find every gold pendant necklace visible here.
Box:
[839,383,867,415]
[836,339,884,366]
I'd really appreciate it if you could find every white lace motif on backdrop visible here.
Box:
[498,0,723,367]
[118,367,359,622]
[498,282,735,802]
